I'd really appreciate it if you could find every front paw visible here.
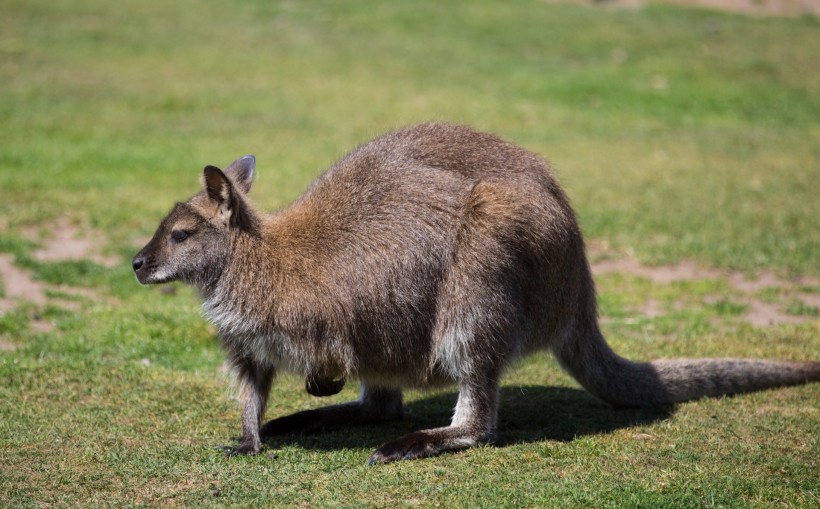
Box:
[221,441,260,456]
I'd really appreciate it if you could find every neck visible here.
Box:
[201,223,280,337]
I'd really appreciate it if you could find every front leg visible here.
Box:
[226,359,274,455]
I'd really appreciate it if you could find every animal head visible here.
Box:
[132,155,258,288]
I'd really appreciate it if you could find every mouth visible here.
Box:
[134,268,174,285]
[133,252,176,285]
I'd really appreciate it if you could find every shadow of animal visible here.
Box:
[260,386,673,452]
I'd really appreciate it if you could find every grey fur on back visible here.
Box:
[133,123,820,463]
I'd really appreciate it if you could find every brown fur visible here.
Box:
[133,123,820,463]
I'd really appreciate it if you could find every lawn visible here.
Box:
[1,0,818,507]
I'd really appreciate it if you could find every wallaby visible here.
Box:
[132,123,819,464]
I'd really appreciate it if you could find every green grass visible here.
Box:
[1,0,818,507]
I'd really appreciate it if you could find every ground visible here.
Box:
[0,0,817,506]
[597,0,820,16]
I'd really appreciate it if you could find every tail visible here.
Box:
[552,326,820,407]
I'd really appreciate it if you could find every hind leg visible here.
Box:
[368,369,500,464]
[366,195,528,464]
[368,278,516,463]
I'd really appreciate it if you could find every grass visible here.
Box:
[1,0,818,507]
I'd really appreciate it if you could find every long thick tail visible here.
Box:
[552,326,820,407]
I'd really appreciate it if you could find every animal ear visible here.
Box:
[203,165,233,206]
[223,155,255,194]
[202,164,258,233]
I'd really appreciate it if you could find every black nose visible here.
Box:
[132,256,145,272]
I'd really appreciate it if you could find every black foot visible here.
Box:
[367,431,444,465]
[220,441,260,456]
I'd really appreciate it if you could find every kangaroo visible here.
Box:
[132,123,819,464]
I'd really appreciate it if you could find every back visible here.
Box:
[271,123,592,363]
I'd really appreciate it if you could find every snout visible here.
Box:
[132,245,174,285]
[132,246,162,284]
[132,255,145,272]
[132,252,150,284]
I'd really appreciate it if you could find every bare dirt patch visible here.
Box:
[0,217,118,341]
[663,0,820,17]
[588,0,820,17]
[593,258,723,284]
[0,254,97,336]
[741,300,808,327]
[24,216,119,268]
[0,338,18,351]
[640,298,664,319]
[591,255,819,327]
[0,254,47,308]
[0,254,55,337]
[797,293,820,309]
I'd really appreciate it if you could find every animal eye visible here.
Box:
[170,230,189,243]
